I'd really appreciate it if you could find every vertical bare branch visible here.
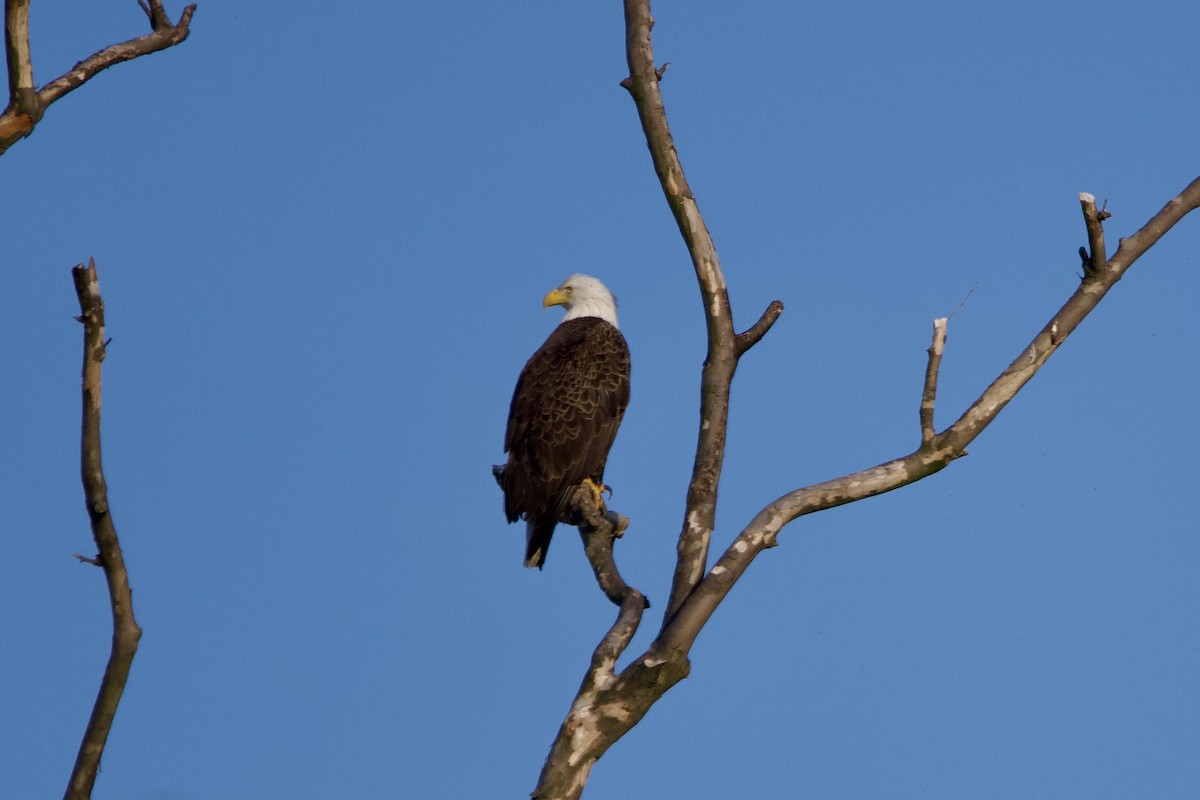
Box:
[623,0,787,628]
[622,0,735,624]
[4,0,37,119]
[919,317,949,447]
[0,1,196,155]
[138,0,173,29]
[65,259,142,800]
[622,0,787,627]
[1079,192,1110,274]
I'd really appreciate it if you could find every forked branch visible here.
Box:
[532,487,657,800]
[1,0,195,155]
[656,174,1200,657]
[65,259,142,800]
[622,0,785,626]
[534,1,1200,797]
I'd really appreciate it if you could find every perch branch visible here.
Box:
[1,1,195,155]
[570,485,645,610]
[533,486,653,800]
[64,259,142,800]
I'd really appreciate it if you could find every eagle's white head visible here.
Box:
[543,274,619,328]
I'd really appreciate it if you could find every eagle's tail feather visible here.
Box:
[524,516,556,570]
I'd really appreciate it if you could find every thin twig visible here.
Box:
[1079,192,1108,275]
[735,300,785,356]
[947,283,976,321]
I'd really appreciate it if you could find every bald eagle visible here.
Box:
[497,275,630,569]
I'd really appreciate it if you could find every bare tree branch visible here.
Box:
[1,1,195,155]
[531,1,1200,795]
[4,6,192,790]
[570,486,645,610]
[920,317,949,447]
[532,488,658,800]
[622,0,732,624]
[64,258,142,800]
[937,174,1200,455]
[735,299,785,356]
[1079,192,1109,274]
[622,0,786,627]
[4,0,36,118]
[656,174,1200,658]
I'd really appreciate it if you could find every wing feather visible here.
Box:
[501,318,630,535]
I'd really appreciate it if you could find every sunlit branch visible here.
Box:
[1,1,195,155]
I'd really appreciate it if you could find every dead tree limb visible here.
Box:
[533,488,653,799]
[919,318,949,448]
[530,0,1200,796]
[1,0,195,155]
[656,177,1200,661]
[1079,192,1110,275]
[621,0,783,627]
[64,258,142,800]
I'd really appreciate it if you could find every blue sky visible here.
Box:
[5,2,1199,798]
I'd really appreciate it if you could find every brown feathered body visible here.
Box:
[501,316,630,568]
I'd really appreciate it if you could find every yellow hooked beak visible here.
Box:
[543,287,570,308]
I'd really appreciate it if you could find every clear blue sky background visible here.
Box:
[5,2,1199,798]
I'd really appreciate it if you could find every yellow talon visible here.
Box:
[582,477,608,511]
